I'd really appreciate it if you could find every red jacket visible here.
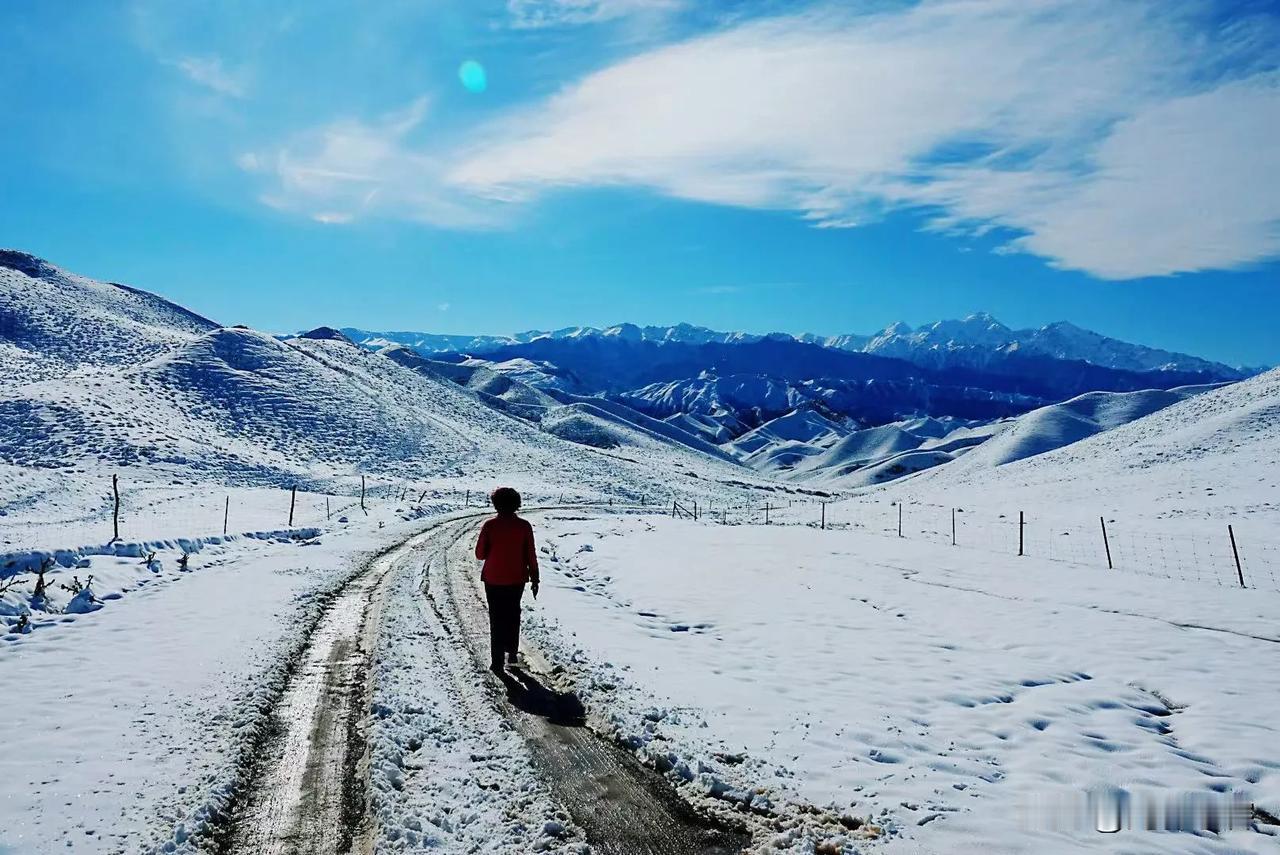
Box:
[475,514,539,586]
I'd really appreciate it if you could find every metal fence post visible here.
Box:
[1100,516,1112,569]
[1229,525,1246,588]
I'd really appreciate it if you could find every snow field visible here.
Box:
[520,513,1280,853]
[0,497,470,854]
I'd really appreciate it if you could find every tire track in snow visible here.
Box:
[432,515,751,855]
[221,514,482,854]
[218,507,745,854]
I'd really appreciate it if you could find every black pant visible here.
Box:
[484,582,525,666]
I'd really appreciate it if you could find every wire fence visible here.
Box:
[6,475,1275,594]
[0,472,680,567]
[661,495,1280,593]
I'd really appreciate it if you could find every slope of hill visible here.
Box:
[383,348,738,464]
[950,385,1220,469]
[727,409,848,455]
[738,384,1220,489]
[901,369,1280,535]
[1,250,217,380]
[662,412,744,444]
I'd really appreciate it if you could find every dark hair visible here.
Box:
[490,486,522,514]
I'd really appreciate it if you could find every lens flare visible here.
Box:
[458,60,487,94]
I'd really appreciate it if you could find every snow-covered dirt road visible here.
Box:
[222,523,439,855]
[218,510,748,855]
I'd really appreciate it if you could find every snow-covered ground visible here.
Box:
[0,500,422,852]
[4,251,1278,853]
[525,513,1280,853]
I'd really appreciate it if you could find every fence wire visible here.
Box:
[659,495,1280,593]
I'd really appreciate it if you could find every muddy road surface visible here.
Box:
[221,510,748,854]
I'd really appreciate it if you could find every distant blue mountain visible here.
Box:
[430,335,1239,429]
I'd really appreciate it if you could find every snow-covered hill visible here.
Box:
[0,254,780,552]
[946,385,1220,470]
[1,250,216,381]
[737,383,1225,490]
[907,367,1280,536]
[726,408,849,455]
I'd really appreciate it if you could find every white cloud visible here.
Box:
[449,0,1280,279]
[174,55,245,97]
[507,0,682,29]
[245,0,1280,279]
[438,302,452,312]
[249,98,499,228]
[897,77,1280,278]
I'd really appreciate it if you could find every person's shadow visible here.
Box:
[498,667,587,727]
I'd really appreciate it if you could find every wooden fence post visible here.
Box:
[326,496,331,520]
[693,500,699,521]
[1099,517,1112,569]
[951,508,956,546]
[765,502,771,525]
[1018,511,1025,556]
[1228,525,1246,588]
[671,499,676,519]
[897,502,902,538]
[360,475,367,514]
[289,485,297,527]
[820,501,826,530]
[111,474,120,543]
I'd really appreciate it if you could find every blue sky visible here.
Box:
[2,0,1278,366]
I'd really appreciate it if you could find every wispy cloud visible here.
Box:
[244,0,1280,280]
[507,0,683,29]
[173,54,246,97]
[242,98,499,228]
[450,0,1280,279]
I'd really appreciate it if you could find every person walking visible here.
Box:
[475,486,540,673]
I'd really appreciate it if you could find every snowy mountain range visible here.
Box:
[337,312,1259,488]
[344,315,1248,378]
